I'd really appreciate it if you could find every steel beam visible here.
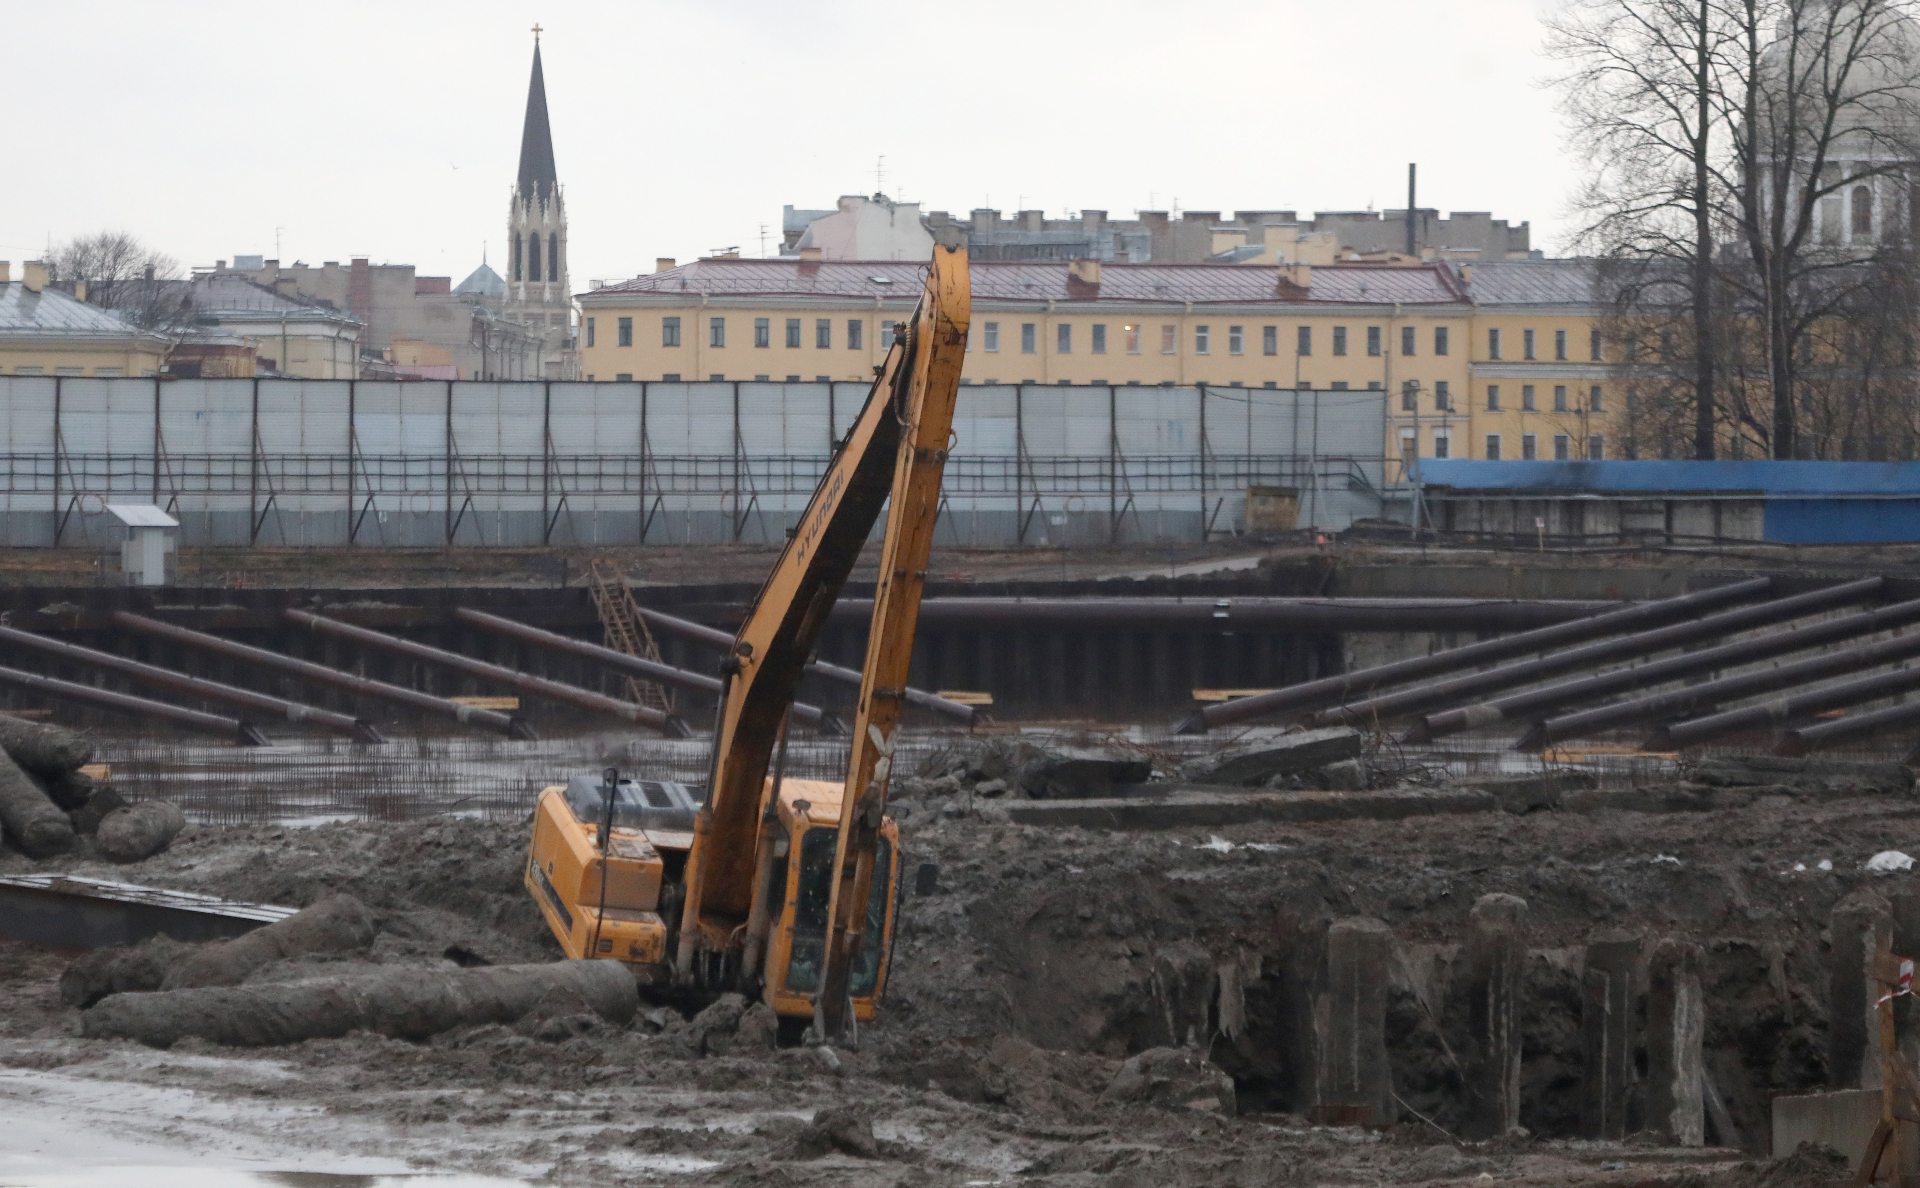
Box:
[1318,577,1884,731]
[1409,590,1920,744]
[1776,695,1920,758]
[285,610,694,738]
[448,607,842,734]
[632,605,975,726]
[1522,628,1920,752]
[115,611,533,739]
[0,662,269,745]
[1174,577,1771,733]
[1647,662,1920,752]
[0,621,384,744]
[830,596,1618,632]
[0,875,297,949]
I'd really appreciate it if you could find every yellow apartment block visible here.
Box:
[578,257,1622,464]
[0,261,169,378]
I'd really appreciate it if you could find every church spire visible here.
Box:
[516,32,558,203]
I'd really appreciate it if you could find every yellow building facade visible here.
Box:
[578,257,1622,466]
[0,261,169,378]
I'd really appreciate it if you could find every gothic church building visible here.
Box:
[506,35,575,378]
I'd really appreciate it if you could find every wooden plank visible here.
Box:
[1191,688,1278,703]
[933,690,994,706]
[448,696,520,710]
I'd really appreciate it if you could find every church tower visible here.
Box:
[506,28,574,378]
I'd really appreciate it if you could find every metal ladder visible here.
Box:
[587,559,674,714]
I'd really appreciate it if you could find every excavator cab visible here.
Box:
[758,777,898,1022]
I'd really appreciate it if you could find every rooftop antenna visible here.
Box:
[758,223,769,257]
[875,154,886,195]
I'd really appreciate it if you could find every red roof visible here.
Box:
[581,258,1467,307]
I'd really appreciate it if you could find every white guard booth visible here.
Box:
[106,504,179,586]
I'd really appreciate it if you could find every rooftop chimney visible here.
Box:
[0,262,10,284]
[74,280,87,303]
[799,247,822,262]
[655,257,677,273]
[1068,258,1101,286]
[21,261,47,293]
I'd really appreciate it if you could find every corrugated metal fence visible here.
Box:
[0,377,1392,547]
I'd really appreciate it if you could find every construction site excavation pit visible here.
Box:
[1,714,1916,1186]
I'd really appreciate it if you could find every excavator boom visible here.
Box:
[676,235,971,1019]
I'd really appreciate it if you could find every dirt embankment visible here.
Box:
[1,788,1911,1184]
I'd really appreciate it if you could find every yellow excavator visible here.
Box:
[525,231,970,1040]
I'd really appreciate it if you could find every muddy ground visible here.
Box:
[4,778,1914,1185]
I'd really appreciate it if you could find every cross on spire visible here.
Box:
[531,23,542,39]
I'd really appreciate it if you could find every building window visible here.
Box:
[662,372,680,381]
[1332,326,1347,356]
[816,319,831,348]
[848,319,863,350]
[1488,327,1502,360]
[1058,323,1072,354]
[1589,384,1603,412]
[710,317,726,348]
[1553,384,1569,412]
[661,317,682,346]
[1523,328,1536,360]
[1401,380,1418,411]
[1400,325,1415,356]
[1297,326,1312,356]
[1399,429,1417,464]
[550,233,559,280]
[786,318,801,348]
[1263,325,1278,356]
[1433,430,1451,459]
[615,372,632,381]
[984,321,999,352]
[881,323,896,349]
[1854,185,1874,236]
[95,367,121,377]
[1368,326,1383,357]
[1590,329,1603,361]
[1195,325,1211,355]
[750,317,769,348]
[1486,384,1501,412]
[1522,433,1537,460]
[1126,324,1141,354]
[1161,325,1176,354]
[1229,326,1243,355]
[711,374,726,381]
[585,317,595,347]
[616,317,633,347]
[529,234,542,282]
[1555,329,1568,361]
[1485,434,1502,461]
[512,235,523,282]
[1554,433,1571,460]
[1588,434,1605,460]
[1522,383,1536,411]
[1022,323,1037,353]
[1092,324,1107,354]
[1435,380,1451,411]
[1331,381,1349,390]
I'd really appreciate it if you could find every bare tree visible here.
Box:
[48,231,191,334]
[1548,0,1742,459]
[1727,0,1920,457]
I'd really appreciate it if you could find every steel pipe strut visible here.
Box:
[1173,577,1773,734]
[1778,695,1920,759]
[0,621,384,744]
[632,605,974,726]
[284,610,694,738]
[1409,589,1920,745]
[1648,662,1920,753]
[449,608,840,735]
[114,612,533,740]
[0,662,269,746]
[1523,626,1920,752]
[1318,577,1884,731]
[832,596,1620,631]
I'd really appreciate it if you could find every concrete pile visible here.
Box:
[0,715,182,862]
[1179,727,1366,791]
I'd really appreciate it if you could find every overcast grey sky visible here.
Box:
[6,0,1575,288]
